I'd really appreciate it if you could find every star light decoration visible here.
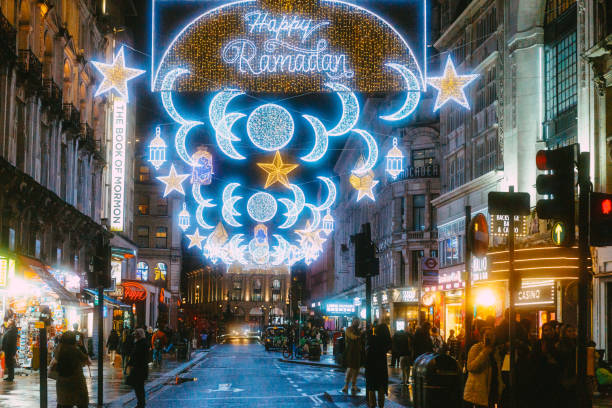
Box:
[349,156,379,202]
[257,151,299,189]
[91,46,145,101]
[186,228,206,249]
[157,164,190,197]
[427,56,479,111]
[295,221,327,265]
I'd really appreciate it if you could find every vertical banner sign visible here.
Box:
[111,98,127,231]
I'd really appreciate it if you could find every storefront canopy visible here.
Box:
[18,255,80,307]
[83,289,131,310]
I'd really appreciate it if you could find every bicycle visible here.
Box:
[282,343,304,360]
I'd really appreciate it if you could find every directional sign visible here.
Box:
[551,221,566,246]
[206,383,244,393]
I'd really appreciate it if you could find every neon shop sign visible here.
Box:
[222,11,353,79]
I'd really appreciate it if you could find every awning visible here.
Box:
[249,307,263,316]
[83,289,131,310]
[18,255,80,307]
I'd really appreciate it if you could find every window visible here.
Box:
[139,166,150,182]
[441,236,463,267]
[136,262,149,281]
[272,279,281,302]
[8,228,15,251]
[252,279,262,301]
[137,226,149,247]
[137,196,149,215]
[475,7,497,48]
[231,280,242,301]
[545,32,577,122]
[155,227,167,249]
[154,263,167,281]
[412,148,435,168]
[157,198,168,216]
[272,279,281,289]
[413,195,426,231]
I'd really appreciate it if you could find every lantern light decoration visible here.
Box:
[178,202,190,231]
[322,209,334,235]
[191,145,214,185]
[385,137,404,179]
[148,126,167,170]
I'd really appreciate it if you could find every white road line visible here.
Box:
[297,388,303,392]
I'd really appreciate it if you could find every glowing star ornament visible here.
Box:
[349,157,379,202]
[91,47,145,101]
[148,127,167,170]
[427,56,479,111]
[386,138,404,179]
[186,228,206,250]
[257,151,299,189]
[157,164,190,197]
[178,203,190,231]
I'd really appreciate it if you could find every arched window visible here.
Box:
[155,263,167,281]
[271,279,281,302]
[252,279,262,301]
[136,262,149,281]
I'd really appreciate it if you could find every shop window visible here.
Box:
[157,198,168,216]
[136,262,149,281]
[137,226,149,248]
[139,166,150,182]
[252,279,262,301]
[154,263,167,281]
[442,236,463,266]
[137,195,149,215]
[155,227,167,249]
[413,195,425,231]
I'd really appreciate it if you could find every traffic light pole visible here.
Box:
[463,206,472,352]
[365,275,372,330]
[577,152,591,408]
[98,284,104,407]
[508,201,517,408]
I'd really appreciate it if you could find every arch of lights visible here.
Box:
[93,0,478,268]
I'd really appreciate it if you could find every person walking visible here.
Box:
[53,331,91,408]
[412,321,433,361]
[1,319,17,382]
[463,327,504,408]
[431,326,444,353]
[390,329,402,368]
[151,328,167,367]
[342,317,362,394]
[126,328,149,408]
[396,330,412,385]
[532,322,560,407]
[556,324,578,408]
[365,322,392,408]
[107,329,120,367]
[120,329,134,375]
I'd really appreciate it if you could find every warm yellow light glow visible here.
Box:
[257,151,299,189]
[475,289,497,307]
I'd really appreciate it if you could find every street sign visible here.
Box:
[468,213,489,256]
[551,221,566,246]
[490,214,528,237]
[488,192,531,215]
[421,257,439,270]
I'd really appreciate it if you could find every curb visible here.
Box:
[278,357,341,369]
[107,347,213,408]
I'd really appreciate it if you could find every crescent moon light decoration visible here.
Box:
[316,176,337,211]
[351,129,379,176]
[278,199,299,230]
[193,184,216,230]
[300,114,329,162]
[304,203,322,231]
[270,235,290,266]
[325,82,360,136]
[221,183,243,227]
[379,63,421,122]
[209,90,246,160]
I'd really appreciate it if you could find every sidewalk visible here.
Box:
[0,348,210,408]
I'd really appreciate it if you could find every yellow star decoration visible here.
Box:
[186,228,206,250]
[91,47,145,101]
[427,56,479,111]
[157,164,190,197]
[349,156,379,202]
[257,151,299,188]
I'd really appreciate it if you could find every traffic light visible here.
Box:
[535,145,576,246]
[590,192,612,246]
[91,234,111,288]
[353,223,379,278]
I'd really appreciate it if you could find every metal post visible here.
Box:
[464,206,472,351]
[39,326,47,408]
[365,275,372,329]
[417,255,423,326]
[577,152,591,408]
[98,285,104,407]
[508,187,517,408]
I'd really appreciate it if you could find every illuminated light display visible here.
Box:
[385,137,404,179]
[178,202,191,231]
[257,151,299,188]
[186,228,206,250]
[301,114,329,162]
[157,164,190,197]
[209,90,246,160]
[325,82,359,136]
[191,146,214,185]
[278,198,299,229]
[270,235,290,266]
[247,103,295,151]
[249,224,270,265]
[110,98,127,232]
[221,183,243,227]
[148,126,167,170]
[322,209,334,235]
[316,176,337,211]
[122,281,147,302]
[351,129,378,176]
[246,192,278,222]
[380,63,421,122]
[204,222,229,263]
[356,179,378,202]
[91,46,145,101]
[349,158,378,202]
[304,203,322,231]
[427,56,479,111]
[295,221,327,265]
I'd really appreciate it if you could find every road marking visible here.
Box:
[205,383,244,393]
[297,388,303,392]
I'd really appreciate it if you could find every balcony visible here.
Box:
[62,103,81,131]
[405,230,438,241]
[80,123,95,151]
[17,49,43,86]
[42,79,63,111]
[0,9,16,59]
[391,164,440,182]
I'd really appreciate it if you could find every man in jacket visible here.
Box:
[463,327,504,408]
[2,320,18,382]
[412,322,433,361]
[127,328,149,407]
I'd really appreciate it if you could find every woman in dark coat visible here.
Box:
[54,331,91,408]
[365,323,392,408]
[106,329,120,366]
[127,328,149,408]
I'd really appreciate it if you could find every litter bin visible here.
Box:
[412,352,462,408]
[309,341,321,361]
[176,343,188,361]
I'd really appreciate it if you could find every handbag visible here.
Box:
[48,360,59,380]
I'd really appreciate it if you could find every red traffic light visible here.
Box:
[602,199,612,215]
[536,150,549,170]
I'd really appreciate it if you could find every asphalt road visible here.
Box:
[146,340,358,407]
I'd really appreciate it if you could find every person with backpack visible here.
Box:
[151,329,166,367]
[52,331,91,408]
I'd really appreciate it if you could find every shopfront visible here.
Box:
[321,301,356,331]
[390,288,419,332]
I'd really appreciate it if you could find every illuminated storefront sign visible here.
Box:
[439,270,462,285]
[393,288,418,303]
[110,98,127,232]
[471,257,488,282]
[515,282,555,307]
[325,303,355,315]
[111,260,122,285]
[122,281,147,302]
[490,214,527,238]
[0,256,15,288]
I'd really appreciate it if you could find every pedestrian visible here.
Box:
[366,322,392,408]
[342,317,362,394]
[107,329,120,366]
[126,328,149,408]
[556,324,578,408]
[463,327,504,408]
[431,326,444,353]
[396,329,412,385]
[1,319,17,382]
[52,331,91,408]
[412,321,433,361]
[447,329,460,359]
[390,329,402,367]
[120,329,134,375]
[151,329,166,367]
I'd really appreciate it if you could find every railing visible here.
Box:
[391,164,440,182]
[406,230,438,241]
[17,49,43,83]
[62,103,81,129]
[42,79,63,106]
[0,9,16,57]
